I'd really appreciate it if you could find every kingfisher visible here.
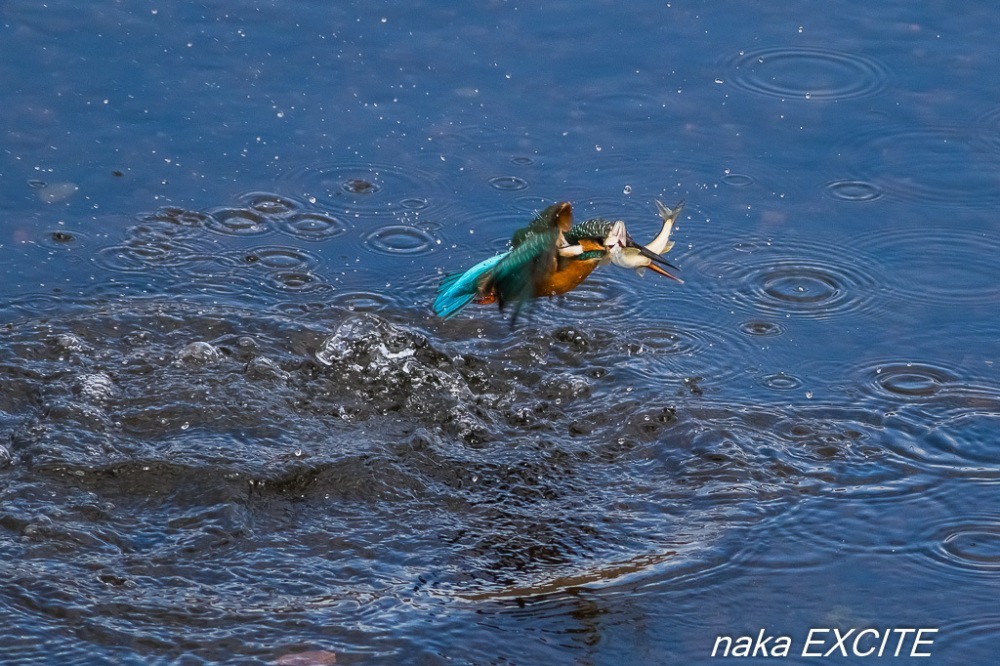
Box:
[433,200,684,321]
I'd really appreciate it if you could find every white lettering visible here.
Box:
[853,628,880,657]
[825,628,855,657]
[878,627,891,657]
[751,628,773,657]
[711,636,732,657]
[892,628,916,657]
[911,628,937,657]
[802,628,828,657]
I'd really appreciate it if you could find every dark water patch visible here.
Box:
[823,179,883,202]
[738,320,785,337]
[0,296,982,661]
[722,46,890,101]
[487,175,529,191]
[854,224,1000,306]
[37,228,89,250]
[841,125,1000,208]
[343,178,380,195]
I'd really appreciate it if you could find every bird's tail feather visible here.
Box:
[433,253,505,318]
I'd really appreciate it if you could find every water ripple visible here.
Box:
[854,224,1000,306]
[761,372,802,390]
[93,240,207,273]
[738,320,785,337]
[263,271,334,295]
[278,160,454,217]
[578,90,661,123]
[38,228,90,250]
[204,206,274,237]
[277,211,350,241]
[235,191,303,217]
[855,360,959,401]
[327,290,395,313]
[512,194,558,214]
[615,316,763,387]
[234,245,320,272]
[823,179,883,202]
[723,46,890,101]
[364,224,439,255]
[221,246,330,296]
[930,519,1000,575]
[712,238,883,320]
[841,125,1000,207]
[973,106,1000,153]
[721,173,755,187]
[935,614,1000,664]
[771,482,950,564]
[487,176,529,191]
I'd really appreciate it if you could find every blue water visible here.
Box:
[2,1,998,664]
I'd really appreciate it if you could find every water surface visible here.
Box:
[1,1,998,663]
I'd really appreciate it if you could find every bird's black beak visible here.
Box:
[626,234,682,278]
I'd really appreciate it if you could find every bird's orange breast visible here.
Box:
[534,239,604,297]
